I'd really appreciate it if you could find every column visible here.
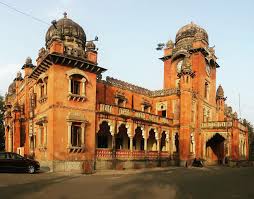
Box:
[44,83,47,96]
[144,138,147,151]
[81,123,86,147]
[8,128,13,152]
[43,123,47,147]
[203,133,206,158]
[38,126,42,147]
[129,137,133,151]
[157,139,160,152]
[172,132,176,152]
[67,122,72,148]
[81,78,86,96]
[68,77,72,95]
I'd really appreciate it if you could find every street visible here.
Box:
[0,166,254,199]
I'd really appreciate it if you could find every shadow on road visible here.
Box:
[108,167,254,199]
[0,175,78,199]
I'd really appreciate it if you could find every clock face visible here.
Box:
[206,64,211,75]
[177,60,183,73]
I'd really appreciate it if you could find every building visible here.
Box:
[3,14,248,173]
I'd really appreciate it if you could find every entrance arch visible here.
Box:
[97,121,112,148]
[147,128,157,151]
[133,126,144,150]
[206,133,226,164]
[116,124,129,149]
[160,131,166,151]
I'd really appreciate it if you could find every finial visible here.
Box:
[63,12,67,18]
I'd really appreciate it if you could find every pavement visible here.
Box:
[0,166,254,199]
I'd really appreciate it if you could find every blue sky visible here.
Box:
[0,0,253,124]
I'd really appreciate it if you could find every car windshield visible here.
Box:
[8,153,24,160]
[0,153,7,159]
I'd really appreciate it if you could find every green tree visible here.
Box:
[0,95,5,151]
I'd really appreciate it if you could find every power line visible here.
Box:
[0,1,50,25]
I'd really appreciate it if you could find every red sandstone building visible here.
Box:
[3,14,248,172]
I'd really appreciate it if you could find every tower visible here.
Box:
[216,85,226,121]
[178,56,195,165]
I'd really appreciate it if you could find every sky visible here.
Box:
[0,0,253,124]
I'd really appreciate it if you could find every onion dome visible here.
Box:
[166,39,174,49]
[7,82,16,96]
[14,71,23,81]
[86,41,96,51]
[45,12,86,49]
[216,85,225,99]
[22,57,34,69]
[175,22,208,47]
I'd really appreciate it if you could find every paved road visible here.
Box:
[0,166,254,199]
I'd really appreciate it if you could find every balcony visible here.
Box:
[96,149,169,160]
[98,103,172,125]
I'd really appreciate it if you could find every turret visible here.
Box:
[216,85,226,121]
[22,57,34,77]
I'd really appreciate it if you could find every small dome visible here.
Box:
[7,82,16,96]
[175,22,208,46]
[166,40,174,49]
[26,57,32,64]
[22,56,34,69]
[45,12,86,49]
[86,41,96,51]
[216,85,224,99]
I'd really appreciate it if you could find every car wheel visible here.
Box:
[27,165,35,174]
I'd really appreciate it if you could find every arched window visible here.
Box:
[66,68,89,102]
[37,76,48,104]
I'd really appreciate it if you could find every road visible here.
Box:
[0,166,253,199]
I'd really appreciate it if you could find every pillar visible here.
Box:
[67,122,72,148]
[81,123,86,147]
[203,133,206,159]
[81,78,86,96]
[130,137,133,151]
[68,77,72,94]
[43,123,47,147]
[8,128,13,152]
[38,126,42,147]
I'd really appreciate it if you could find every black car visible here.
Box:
[0,152,40,174]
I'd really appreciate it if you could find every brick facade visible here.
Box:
[3,15,248,172]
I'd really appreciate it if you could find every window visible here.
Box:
[204,82,209,99]
[71,79,81,95]
[162,110,167,118]
[8,153,23,160]
[71,123,82,147]
[117,98,125,107]
[0,153,6,159]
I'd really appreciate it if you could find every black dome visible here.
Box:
[45,13,86,48]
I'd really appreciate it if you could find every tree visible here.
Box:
[0,95,5,151]
[243,119,254,142]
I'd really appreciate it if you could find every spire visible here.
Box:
[216,84,225,100]
[63,12,67,18]
[166,39,174,49]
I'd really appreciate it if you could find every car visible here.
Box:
[0,152,40,174]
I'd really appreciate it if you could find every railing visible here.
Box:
[147,151,159,160]
[96,149,171,160]
[96,148,113,159]
[160,151,170,158]
[98,103,172,125]
[201,121,233,129]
